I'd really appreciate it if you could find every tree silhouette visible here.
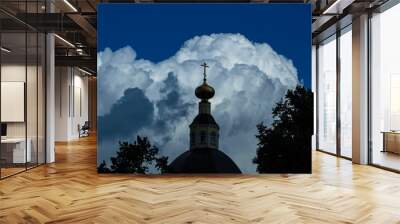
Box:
[97,136,169,174]
[155,156,169,173]
[253,85,313,173]
[97,160,111,173]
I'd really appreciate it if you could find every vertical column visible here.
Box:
[336,30,341,156]
[46,33,55,163]
[352,14,369,164]
[312,45,317,150]
[315,45,320,150]
[45,1,55,163]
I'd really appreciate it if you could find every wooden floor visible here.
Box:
[1,135,400,224]
[0,167,26,178]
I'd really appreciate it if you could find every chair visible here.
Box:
[78,121,90,138]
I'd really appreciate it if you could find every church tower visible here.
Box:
[190,63,219,150]
[168,63,241,173]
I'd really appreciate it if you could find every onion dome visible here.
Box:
[195,62,215,100]
[195,82,215,100]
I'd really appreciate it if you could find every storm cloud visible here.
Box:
[97,33,299,172]
[98,88,153,139]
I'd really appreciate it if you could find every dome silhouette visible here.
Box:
[195,82,215,100]
[168,148,241,173]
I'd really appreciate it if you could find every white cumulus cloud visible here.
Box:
[98,33,299,173]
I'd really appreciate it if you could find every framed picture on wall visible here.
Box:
[1,82,25,122]
[97,4,312,174]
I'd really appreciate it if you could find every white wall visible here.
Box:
[73,72,89,138]
[55,66,69,141]
[55,67,89,141]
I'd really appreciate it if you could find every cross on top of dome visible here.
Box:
[195,62,215,100]
[200,62,209,82]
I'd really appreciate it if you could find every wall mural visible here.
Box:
[97,4,312,174]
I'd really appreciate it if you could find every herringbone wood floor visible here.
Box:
[1,135,400,224]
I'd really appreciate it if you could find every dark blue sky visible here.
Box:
[98,4,311,87]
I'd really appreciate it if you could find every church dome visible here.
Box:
[195,82,215,100]
[168,148,241,173]
[166,62,241,174]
